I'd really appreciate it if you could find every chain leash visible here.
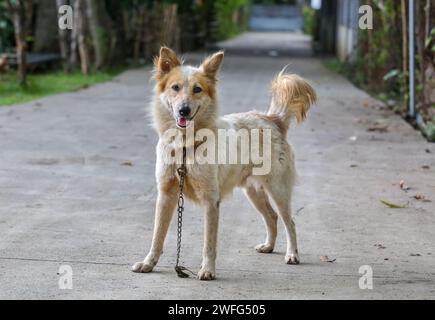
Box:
[174,145,194,278]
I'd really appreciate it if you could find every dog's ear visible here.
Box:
[200,51,224,82]
[154,47,181,80]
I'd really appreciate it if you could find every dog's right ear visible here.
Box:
[154,47,181,80]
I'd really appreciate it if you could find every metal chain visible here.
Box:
[174,145,194,278]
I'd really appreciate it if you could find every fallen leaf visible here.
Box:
[350,164,358,168]
[367,126,388,133]
[421,165,430,170]
[413,194,431,202]
[410,253,421,257]
[121,161,133,166]
[375,243,386,249]
[320,255,336,263]
[381,199,407,208]
[399,180,411,191]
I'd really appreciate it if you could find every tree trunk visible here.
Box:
[85,0,111,70]
[57,0,71,73]
[33,0,58,53]
[133,5,145,63]
[75,0,89,74]
[416,0,426,111]
[105,0,125,66]
[9,0,27,86]
[401,0,408,102]
[69,0,78,69]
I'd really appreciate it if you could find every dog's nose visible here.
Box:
[179,104,191,117]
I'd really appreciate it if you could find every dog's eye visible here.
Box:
[172,84,180,92]
[193,86,202,94]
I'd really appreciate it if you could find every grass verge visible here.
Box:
[0,68,125,106]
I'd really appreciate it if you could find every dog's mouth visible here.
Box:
[175,106,200,129]
[176,116,190,128]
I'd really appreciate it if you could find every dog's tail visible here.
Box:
[267,69,317,130]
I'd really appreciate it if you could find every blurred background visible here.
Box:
[0,0,434,139]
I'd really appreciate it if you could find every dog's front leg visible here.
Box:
[198,199,220,281]
[132,182,177,273]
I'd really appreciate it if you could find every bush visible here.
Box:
[215,0,250,40]
[302,5,316,36]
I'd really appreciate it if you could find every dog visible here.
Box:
[132,47,317,280]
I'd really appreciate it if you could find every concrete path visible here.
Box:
[1,32,434,299]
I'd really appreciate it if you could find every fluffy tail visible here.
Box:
[268,70,317,129]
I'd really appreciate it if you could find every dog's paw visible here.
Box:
[255,243,274,253]
[197,268,216,281]
[285,254,300,265]
[131,261,154,273]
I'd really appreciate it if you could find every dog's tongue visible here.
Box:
[177,117,188,127]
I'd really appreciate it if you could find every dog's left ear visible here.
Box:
[201,51,224,82]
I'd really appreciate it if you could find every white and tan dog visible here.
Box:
[132,47,317,280]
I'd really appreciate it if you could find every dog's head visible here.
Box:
[153,47,224,129]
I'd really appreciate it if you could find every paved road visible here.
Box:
[1,32,434,299]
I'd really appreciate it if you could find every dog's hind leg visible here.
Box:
[265,184,300,265]
[244,185,278,253]
[131,180,177,273]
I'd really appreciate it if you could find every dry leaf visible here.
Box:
[399,180,411,191]
[121,161,133,166]
[367,126,388,133]
[410,253,421,257]
[381,200,407,208]
[375,243,386,249]
[413,194,431,202]
[421,165,430,170]
[320,255,336,263]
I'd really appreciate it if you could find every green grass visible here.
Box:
[0,68,125,106]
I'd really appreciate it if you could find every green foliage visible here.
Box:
[328,0,408,111]
[302,5,316,36]
[215,0,250,40]
[356,0,403,93]
[0,68,125,106]
[251,0,296,4]
[383,69,400,81]
[425,122,435,141]
[0,1,14,52]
